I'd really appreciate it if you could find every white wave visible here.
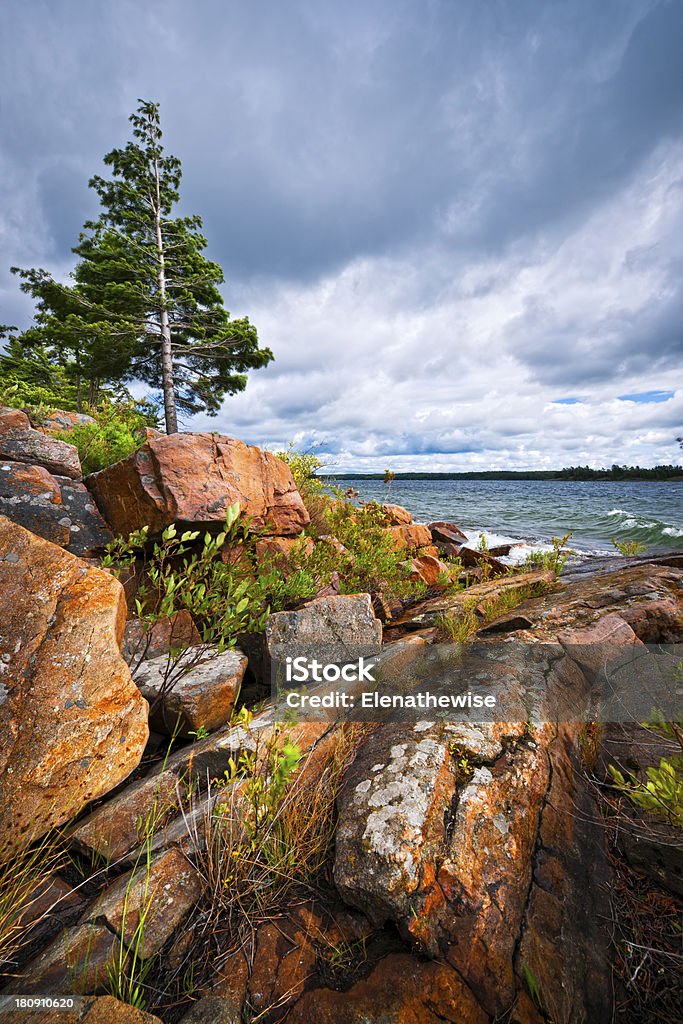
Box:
[663,526,683,537]
[462,529,520,548]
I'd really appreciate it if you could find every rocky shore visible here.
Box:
[0,408,681,1024]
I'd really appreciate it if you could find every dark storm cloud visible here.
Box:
[4,0,679,281]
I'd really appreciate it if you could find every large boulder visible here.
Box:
[266,593,382,654]
[87,433,309,537]
[381,503,413,526]
[0,517,149,853]
[0,406,31,431]
[332,563,683,1020]
[0,460,112,557]
[0,425,81,480]
[333,661,612,1019]
[429,520,468,545]
[402,552,453,587]
[387,523,432,551]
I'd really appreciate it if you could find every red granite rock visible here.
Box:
[87,433,309,537]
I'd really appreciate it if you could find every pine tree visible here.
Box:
[11,100,272,433]
[0,330,81,410]
[7,267,135,410]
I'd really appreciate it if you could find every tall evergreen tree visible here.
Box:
[7,267,135,410]
[11,100,272,432]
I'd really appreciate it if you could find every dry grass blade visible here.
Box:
[163,722,365,1006]
[0,829,66,977]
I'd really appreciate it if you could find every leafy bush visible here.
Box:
[276,445,325,495]
[522,532,573,577]
[275,444,337,534]
[611,536,647,557]
[609,713,683,829]
[260,498,425,608]
[57,399,160,475]
[102,503,270,663]
[328,499,423,596]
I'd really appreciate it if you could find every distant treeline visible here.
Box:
[325,464,683,482]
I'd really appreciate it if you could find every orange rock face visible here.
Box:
[0,406,31,431]
[388,523,432,550]
[87,433,310,537]
[287,953,488,1024]
[381,503,413,526]
[0,516,149,853]
[403,552,453,587]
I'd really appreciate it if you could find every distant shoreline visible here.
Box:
[323,469,683,482]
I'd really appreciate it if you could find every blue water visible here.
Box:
[330,478,683,557]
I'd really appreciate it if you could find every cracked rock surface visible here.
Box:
[86,432,310,537]
[0,516,148,853]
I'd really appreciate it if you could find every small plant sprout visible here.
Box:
[609,712,683,828]
[523,532,573,577]
[611,536,647,557]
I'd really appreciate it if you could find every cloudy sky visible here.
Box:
[1,0,681,470]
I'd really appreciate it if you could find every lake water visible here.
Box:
[329,478,683,561]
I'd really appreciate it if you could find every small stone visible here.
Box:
[134,646,248,736]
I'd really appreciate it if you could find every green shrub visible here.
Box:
[276,445,325,495]
[57,399,159,474]
[611,536,647,557]
[522,532,573,577]
[59,399,159,472]
[275,444,339,534]
[609,713,683,829]
[260,498,425,608]
[102,503,270,657]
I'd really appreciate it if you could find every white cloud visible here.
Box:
[194,141,683,470]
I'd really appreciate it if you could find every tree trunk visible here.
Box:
[88,377,99,408]
[74,346,83,413]
[153,149,178,434]
[159,298,177,434]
